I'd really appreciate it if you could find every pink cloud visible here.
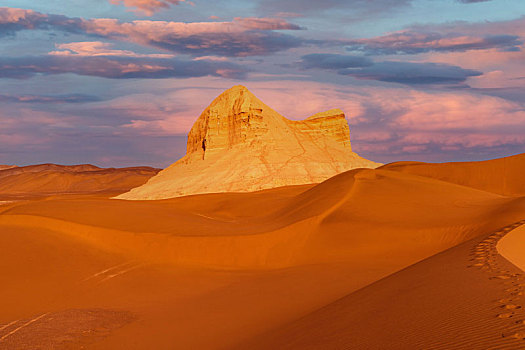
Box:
[390,91,525,130]
[109,0,191,16]
[416,48,525,88]
[0,7,39,22]
[0,106,76,148]
[347,16,525,55]
[347,31,521,55]
[0,8,303,57]
[49,41,175,58]
[362,17,525,89]
[232,17,304,30]
[0,55,247,79]
[81,16,301,37]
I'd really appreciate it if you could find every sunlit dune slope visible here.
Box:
[382,152,525,196]
[0,164,159,199]
[237,220,525,350]
[498,224,525,271]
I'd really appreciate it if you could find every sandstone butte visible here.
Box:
[117,85,381,200]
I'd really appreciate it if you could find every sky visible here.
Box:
[0,0,524,167]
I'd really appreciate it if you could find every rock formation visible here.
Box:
[117,85,381,200]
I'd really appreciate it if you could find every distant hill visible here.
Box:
[0,165,17,171]
[0,163,160,199]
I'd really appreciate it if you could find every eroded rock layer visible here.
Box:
[118,85,380,199]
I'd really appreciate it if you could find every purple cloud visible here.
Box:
[0,94,101,103]
[346,32,522,55]
[299,53,373,69]
[456,0,493,3]
[0,7,83,36]
[0,55,248,79]
[298,54,482,85]
[341,61,482,84]
[257,0,412,16]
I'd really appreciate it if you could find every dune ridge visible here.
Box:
[383,153,525,196]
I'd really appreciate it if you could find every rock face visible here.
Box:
[117,85,381,200]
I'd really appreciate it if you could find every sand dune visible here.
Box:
[2,168,522,269]
[382,152,525,196]
[0,164,159,200]
[0,154,524,348]
[238,220,525,350]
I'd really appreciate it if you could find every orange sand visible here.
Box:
[498,224,525,272]
[0,154,524,349]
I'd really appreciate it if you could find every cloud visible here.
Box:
[297,54,482,85]
[80,16,303,57]
[389,17,525,90]
[346,32,521,55]
[344,16,525,55]
[0,55,247,79]
[456,0,493,3]
[299,53,373,69]
[49,41,175,58]
[232,17,303,30]
[0,8,303,57]
[0,7,82,36]
[0,94,101,103]
[109,0,190,16]
[339,61,482,84]
[257,0,412,17]
[0,102,188,167]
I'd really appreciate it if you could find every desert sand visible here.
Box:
[0,153,524,349]
[117,86,380,200]
[498,224,525,272]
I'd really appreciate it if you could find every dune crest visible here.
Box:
[382,153,525,197]
[117,85,380,200]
